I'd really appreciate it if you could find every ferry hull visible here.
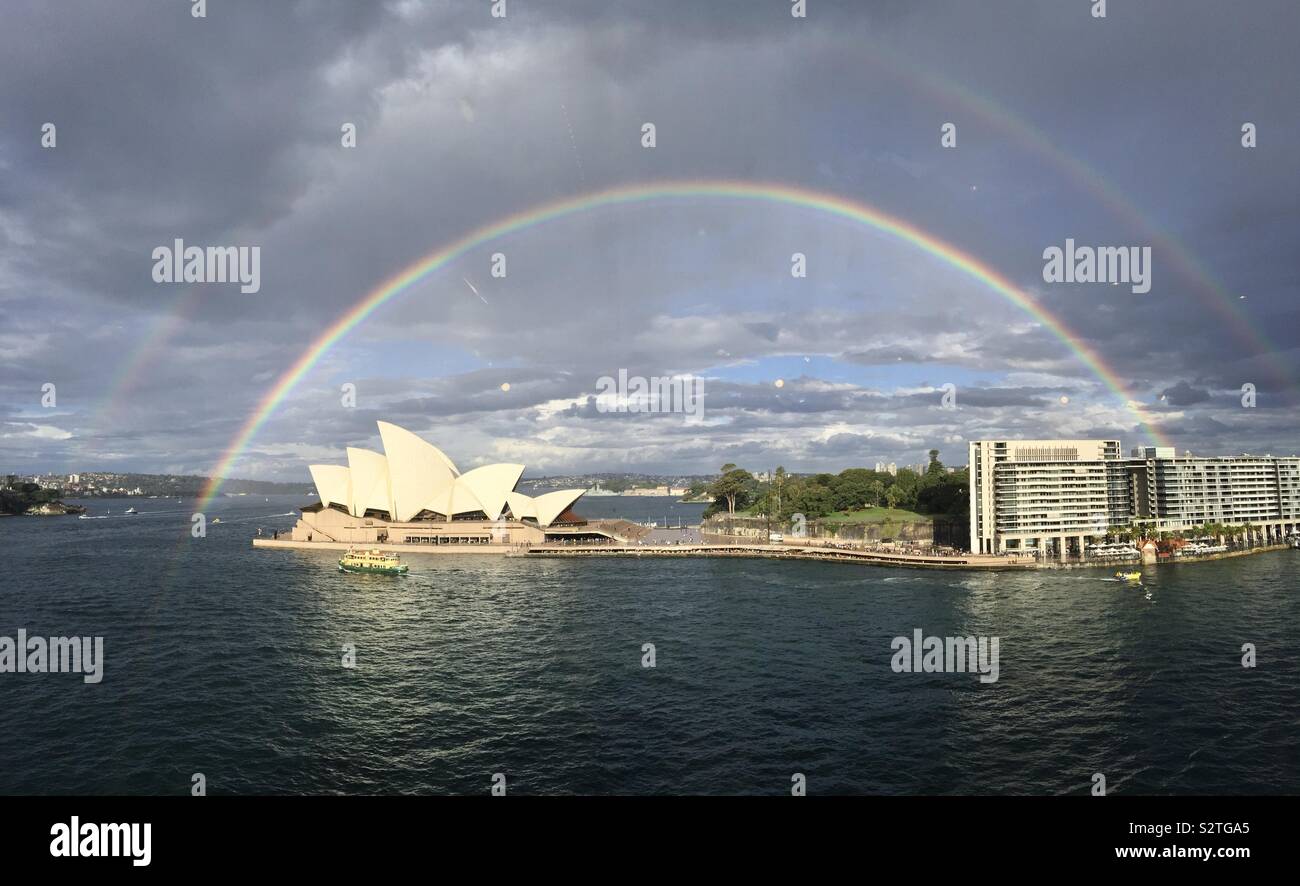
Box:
[339,563,408,575]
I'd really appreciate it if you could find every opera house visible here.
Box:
[287,421,611,548]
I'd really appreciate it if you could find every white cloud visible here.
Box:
[2,422,73,441]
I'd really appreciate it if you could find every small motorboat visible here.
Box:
[339,548,409,575]
[1115,571,1142,582]
[124,507,137,515]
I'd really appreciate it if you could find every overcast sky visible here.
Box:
[2,0,1296,480]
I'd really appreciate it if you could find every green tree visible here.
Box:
[925,449,945,480]
[707,467,755,516]
[793,482,835,519]
[915,472,968,515]
[0,482,59,515]
[833,468,876,511]
[890,470,920,508]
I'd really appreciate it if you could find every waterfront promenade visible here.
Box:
[253,534,1295,571]
[252,536,1033,570]
[522,542,1033,569]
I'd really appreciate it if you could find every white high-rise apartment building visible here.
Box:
[1128,447,1300,538]
[970,439,1300,556]
[968,439,1129,557]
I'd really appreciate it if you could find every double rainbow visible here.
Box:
[198,180,1170,506]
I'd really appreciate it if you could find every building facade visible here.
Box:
[1127,447,1300,540]
[969,439,1128,557]
[970,439,1300,556]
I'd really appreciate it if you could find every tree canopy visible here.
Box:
[702,452,968,522]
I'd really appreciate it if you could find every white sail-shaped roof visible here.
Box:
[425,478,488,520]
[346,447,392,517]
[309,464,351,509]
[505,491,537,520]
[378,421,459,521]
[533,489,587,527]
[456,463,524,521]
[424,487,452,520]
[306,423,584,527]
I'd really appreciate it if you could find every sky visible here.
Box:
[1,0,1297,480]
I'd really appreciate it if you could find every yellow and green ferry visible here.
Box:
[338,548,409,575]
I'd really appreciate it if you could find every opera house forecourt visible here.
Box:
[257,421,610,553]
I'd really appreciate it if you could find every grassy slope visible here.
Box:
[818,506,931,524]
[736,504,932,524]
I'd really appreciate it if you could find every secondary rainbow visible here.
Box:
[858,38,1294,393]
[198,179,1170,505]
[92,51,1291,434]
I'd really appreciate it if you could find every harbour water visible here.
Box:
[533,493,707,527]
[1,495,1297,795]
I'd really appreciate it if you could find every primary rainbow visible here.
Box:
[93,49,1290,442]
[198,179,1169,505]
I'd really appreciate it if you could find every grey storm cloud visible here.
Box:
[1159,381,1211,407]
[0,0,1296,478]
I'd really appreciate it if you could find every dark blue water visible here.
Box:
[2,495,1297,795]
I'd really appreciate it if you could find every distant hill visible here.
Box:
[5,471,310,499]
